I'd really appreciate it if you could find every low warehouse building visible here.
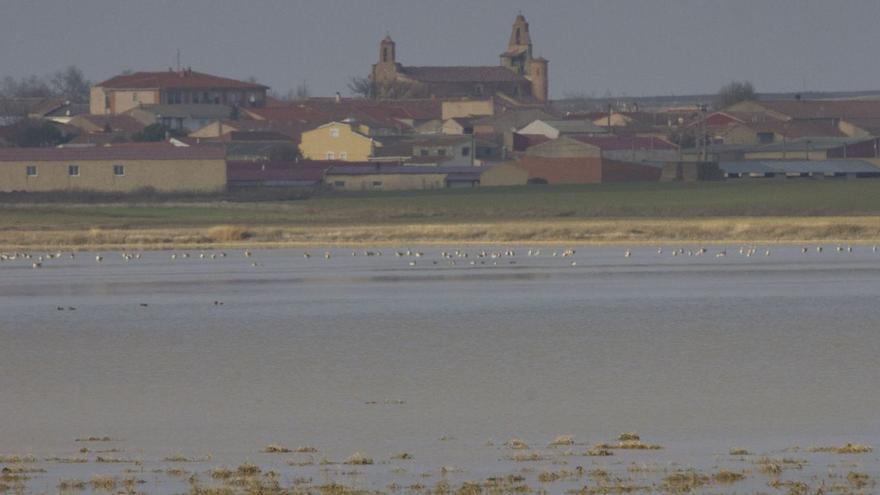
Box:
[720,159,880,179]
[480,156,660,186]
[0,145,227,193]
[325,165,481,191]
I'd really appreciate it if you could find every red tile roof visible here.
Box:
[227,160,353,182]
[0,144,226,161]
[71,114,145,133]
[569,135,678,151]
[753,100,880,120]
[96,70,268,90]
[400,66,527,83]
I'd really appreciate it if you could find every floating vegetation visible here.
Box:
[0,455,36,463]
[344,452,373,465]
[767,479,809,494]
[390,452,412,460]
[617,432,640,442]
[95,455,138,464]
[808,443,873,454]
[538,467,583,483]
[165,453,212,462]
[210,467,234,480]
[57,479,86,490]
[236,463,261,476]
[847,471,873,489]
[754,456,806,475]
[712,470,746,483]
[505,452,547,462]
[88,475,117,491]
[663,470,709,492]
[1,466,44,474]
[585,447,613,457]
[728,448,751,456]
[75,436,112,442]
[295,445,318,453]
[166,468,191,477]
[505,438,530,450]
[45,456,88,463]
[261,444,292,454]
[549,435,575,447]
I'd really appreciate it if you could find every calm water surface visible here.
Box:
[1,245,878,493]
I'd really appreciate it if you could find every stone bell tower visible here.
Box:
[500,14,549,102]
[372,34,400,89]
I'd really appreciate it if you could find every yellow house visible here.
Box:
[0,145,227,193]
[299,121,375,161]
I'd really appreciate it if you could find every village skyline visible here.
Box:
[3,0,880,99]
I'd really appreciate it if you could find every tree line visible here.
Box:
[0,65,91,103]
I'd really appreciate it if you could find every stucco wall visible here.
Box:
[300,124,374,161]
[479,162,529,186]
[110,90,159,115]
[0,159,227,193]
[89,87,108,115]
[441,100,494,120]
[326,173,446,191]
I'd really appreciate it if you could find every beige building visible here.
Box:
[299,122,375,161]
[91,68,268,115]
[325,165,481,191]
[0,145,227,193]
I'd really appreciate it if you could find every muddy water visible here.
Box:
[1,245,878,493]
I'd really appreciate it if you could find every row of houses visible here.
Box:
[5,48,880,192]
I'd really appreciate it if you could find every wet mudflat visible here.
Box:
[1,245,878,494]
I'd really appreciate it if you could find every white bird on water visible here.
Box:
[95,255,103,263]
[624,250,632,258]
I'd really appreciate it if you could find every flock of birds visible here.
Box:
[1,244,878,271]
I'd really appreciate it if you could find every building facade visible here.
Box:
[0,146,227,193]
[371,15,548,102]
[90,68,268,115]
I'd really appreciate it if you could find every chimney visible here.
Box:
[335,92,341,103]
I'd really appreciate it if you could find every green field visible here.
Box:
[3,180,880,231]
[4,181,880,248]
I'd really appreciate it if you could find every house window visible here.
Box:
[68,165,79,176]
[26,165,37,177]
[339,152,347,160]
[132,92,138,102]
[329,128,340,138]
[372,181,382,188]
[757,132,774,144]
[473,84,484,96]
[333,181,345,188]
[113,164,125,176]
[420,149,429,156]
[383,47,389,63]
[461,146,470,157]
[437,149,446,156]
[326,152,335,160]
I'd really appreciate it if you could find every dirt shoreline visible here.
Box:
[3,216,880,251]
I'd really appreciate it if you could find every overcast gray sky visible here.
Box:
[2,0,879,99]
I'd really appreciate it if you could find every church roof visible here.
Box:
[400,66,528,84]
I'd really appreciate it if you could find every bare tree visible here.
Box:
[50,66,91,103]
[294,80,310,100]
[0,75,53,98]
[347,76,375,98]
[717,80,756,108]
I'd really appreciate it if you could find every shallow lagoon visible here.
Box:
[1,245,878,493]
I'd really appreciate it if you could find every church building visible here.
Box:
[371,15,548,102]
